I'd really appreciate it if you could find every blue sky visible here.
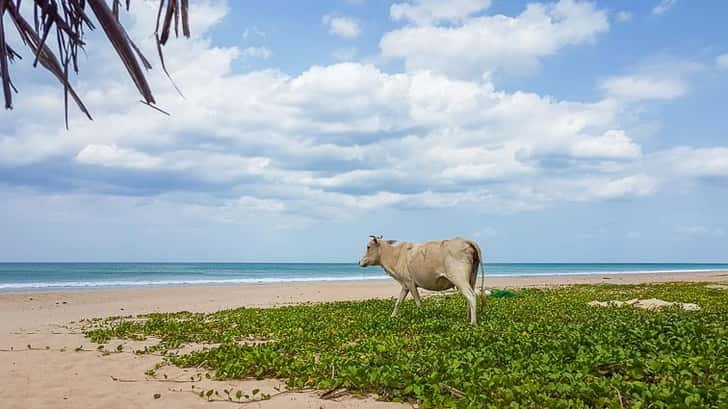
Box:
[1,0,727,262]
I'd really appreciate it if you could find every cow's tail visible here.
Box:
[467,240,487,298]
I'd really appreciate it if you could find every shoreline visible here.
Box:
[2,268,728,293]
[2,271,727,326]
[2,271,727,409]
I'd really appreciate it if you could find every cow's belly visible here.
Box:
[414,272,454,291]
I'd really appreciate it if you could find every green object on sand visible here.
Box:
[490,289,517,298]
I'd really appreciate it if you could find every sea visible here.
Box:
[0,262,727,292]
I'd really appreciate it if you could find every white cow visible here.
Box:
[359,236,486,324]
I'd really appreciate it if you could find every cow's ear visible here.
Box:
[369,235,380,244]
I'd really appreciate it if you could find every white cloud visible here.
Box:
[322,15,361,38]
[390,0,491,25]
[242,26,266,39]
[600,75,687,101]
[381,0,609,78]
[653,147,728,178]
[75,145,271,182]
[236,196,285,213]
[586,174,658,200]
[75,145,164,170]
[3,53,651,214]
[652,0,676,15]
[3,0,726,225]
[569,130,642,159]
[600,57,703,102]
[616,11,632,22]
[241,46,272,60]
[717,54,728,70]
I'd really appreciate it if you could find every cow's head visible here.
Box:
[359,235,383,267]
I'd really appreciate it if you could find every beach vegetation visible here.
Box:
[84,283,728,408]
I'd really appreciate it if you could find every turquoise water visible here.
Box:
[1,263,727,292]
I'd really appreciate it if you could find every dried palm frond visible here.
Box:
[0,0,190,127]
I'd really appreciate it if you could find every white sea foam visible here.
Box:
[0,275,389,290]
[0,268,724,291]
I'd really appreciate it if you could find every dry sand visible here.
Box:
[1,271,727,409]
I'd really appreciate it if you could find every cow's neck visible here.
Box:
[379,243,405,281]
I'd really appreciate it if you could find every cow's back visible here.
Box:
[404,240,448,273]
[404,238,477,290]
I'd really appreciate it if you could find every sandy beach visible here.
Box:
[2,271,727,409]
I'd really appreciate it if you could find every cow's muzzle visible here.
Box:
[358,258,369,267]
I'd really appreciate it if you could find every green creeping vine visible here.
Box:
[85,283,728,408]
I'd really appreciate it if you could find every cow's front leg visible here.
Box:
[392,286,409,317]
[409,285,422,308]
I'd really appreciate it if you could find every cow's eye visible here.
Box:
[367,245,371,249]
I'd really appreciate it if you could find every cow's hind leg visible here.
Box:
[409,285,423,308]
[451,275,477,324]
[392,286,409,317]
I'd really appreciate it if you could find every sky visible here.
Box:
[1,0,727,262]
